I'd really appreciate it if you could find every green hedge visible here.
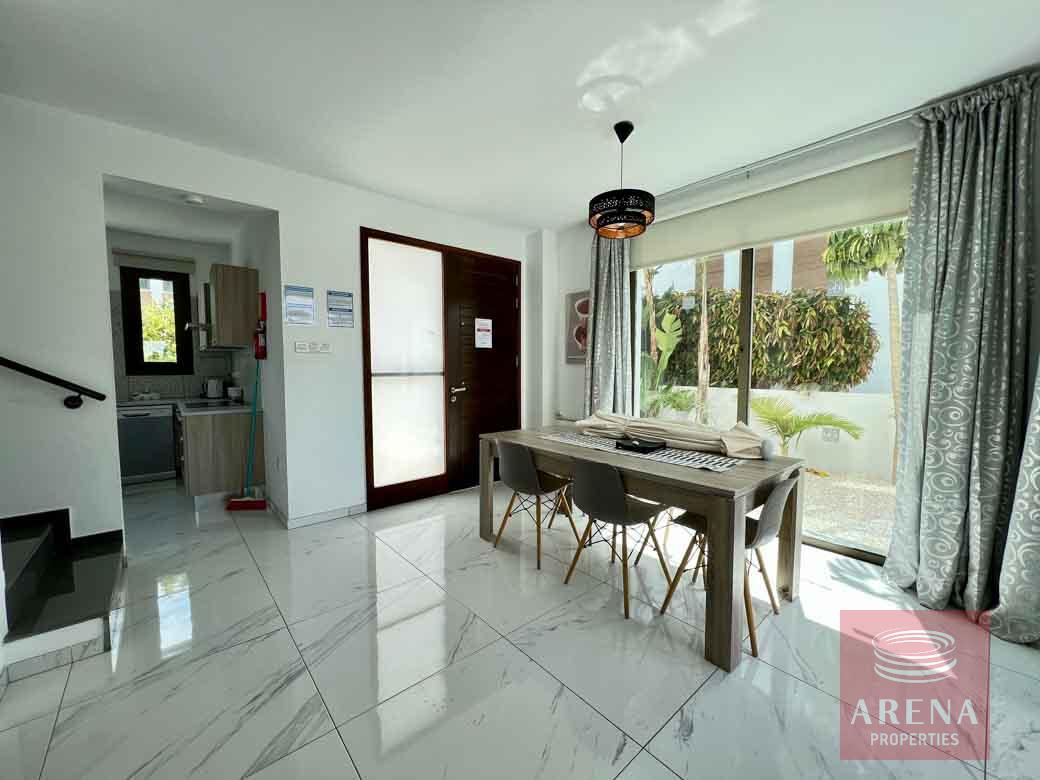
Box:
[649,289,879,391]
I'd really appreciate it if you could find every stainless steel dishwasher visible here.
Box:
[117,404,177,484]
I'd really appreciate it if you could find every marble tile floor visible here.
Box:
[0,480,1036,778]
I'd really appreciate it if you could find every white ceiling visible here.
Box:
[2,1,1038,230]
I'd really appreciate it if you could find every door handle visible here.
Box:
[450,385,468,393]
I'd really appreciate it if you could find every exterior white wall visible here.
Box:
[0,93,529,535]
[662,386,896,481]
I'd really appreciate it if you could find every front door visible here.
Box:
[444,251,520,491]
[361,228,520,510]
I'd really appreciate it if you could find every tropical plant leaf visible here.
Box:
[749,396,863,455]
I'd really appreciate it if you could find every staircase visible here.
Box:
[2,510,122,641]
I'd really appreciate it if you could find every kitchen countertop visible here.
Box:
[175,399,255,417]
[117,397,191,408]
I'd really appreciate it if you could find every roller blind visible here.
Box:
[112,250,196,275]
[631,150,914,269]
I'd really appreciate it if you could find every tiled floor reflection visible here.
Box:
[1,480,1035,778]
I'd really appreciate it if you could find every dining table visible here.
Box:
[478,424,805,672]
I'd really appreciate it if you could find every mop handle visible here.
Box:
[244,359,261,494]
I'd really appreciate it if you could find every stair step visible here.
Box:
[3,524,53,589]
[3,524,55,631]
[4,535,123,641]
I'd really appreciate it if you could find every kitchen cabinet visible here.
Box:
[202,264,258,349]
[181,412,265,496]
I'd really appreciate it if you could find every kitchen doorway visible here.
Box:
[360,228,521,510]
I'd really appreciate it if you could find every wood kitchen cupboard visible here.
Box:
[182,413,265,496]
[207,264,259,348]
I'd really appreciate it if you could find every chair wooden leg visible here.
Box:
[545,491,561,531]
[744,561,759,657]
[560,487,574,520]
[755,547,781,615]
[647,521,672,583]
[690,536,706,584]
[493,492,518,548]
[535,495,542,570]
[660,535,698,615]
[565,519,594,584]
[621,526,630,619]
[611,524,618,563]
[565,506,581,544]
[633,514,656,567]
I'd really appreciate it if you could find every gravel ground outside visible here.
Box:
[802,471,896,555]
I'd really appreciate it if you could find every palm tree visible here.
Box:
[695,259,710,424]
[642,266,660,364]
[750,396,863,457]
[823,220,906,481]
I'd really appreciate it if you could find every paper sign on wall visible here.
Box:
[475,318,492,349]
[327,290,354,328]
[284,284,315,325]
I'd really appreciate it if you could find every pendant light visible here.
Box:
[588,121,655,239]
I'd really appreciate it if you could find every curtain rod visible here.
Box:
[658,64,1039,204]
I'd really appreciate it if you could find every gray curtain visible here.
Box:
[885,72,1038,635]
[987,369,1040,642]
[584,236,632,417]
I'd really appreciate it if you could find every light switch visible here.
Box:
[317,343,331,354]
[294,341,310,353]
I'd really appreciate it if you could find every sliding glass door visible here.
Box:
[633,221,905,560]
[745,224,903,556]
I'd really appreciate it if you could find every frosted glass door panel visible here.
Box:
[368,239,444,374]
[371,376,446,487]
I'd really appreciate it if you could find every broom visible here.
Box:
[227,359,267,511]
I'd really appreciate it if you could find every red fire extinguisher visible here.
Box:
[254,292,268,360]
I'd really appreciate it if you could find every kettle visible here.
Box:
[205,378,224,398]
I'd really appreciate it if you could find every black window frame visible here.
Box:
[120,265,194,376]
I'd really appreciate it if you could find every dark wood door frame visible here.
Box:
[360,227,522,510]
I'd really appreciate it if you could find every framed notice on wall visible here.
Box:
[283,284,315,325]
[327,290,354,327]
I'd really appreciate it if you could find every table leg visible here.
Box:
[777,467,804,601]
[479,438,495,542]
[704,496,747,672]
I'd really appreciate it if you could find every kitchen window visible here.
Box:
[120,266,194,376]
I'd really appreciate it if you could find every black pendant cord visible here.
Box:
[619,141,624,190]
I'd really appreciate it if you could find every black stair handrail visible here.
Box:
[0,356,107,409]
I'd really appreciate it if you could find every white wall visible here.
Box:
[555,222,592,420]
[0,93,529,535]
[233,213,287,515]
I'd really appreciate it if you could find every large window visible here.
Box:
[635,219,905,557]
[636,253,739,429]
[120,266,194,376]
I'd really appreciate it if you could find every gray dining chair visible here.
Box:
[493,441,578,569]
[659,475,799,656]
[563,458,673,618]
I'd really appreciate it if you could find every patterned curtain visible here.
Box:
[584,236,632,417]
[885,72,1038,636]
[987,369,1040,642]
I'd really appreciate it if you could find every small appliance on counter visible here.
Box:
[227,386,243,402]
[205,378,224,398]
